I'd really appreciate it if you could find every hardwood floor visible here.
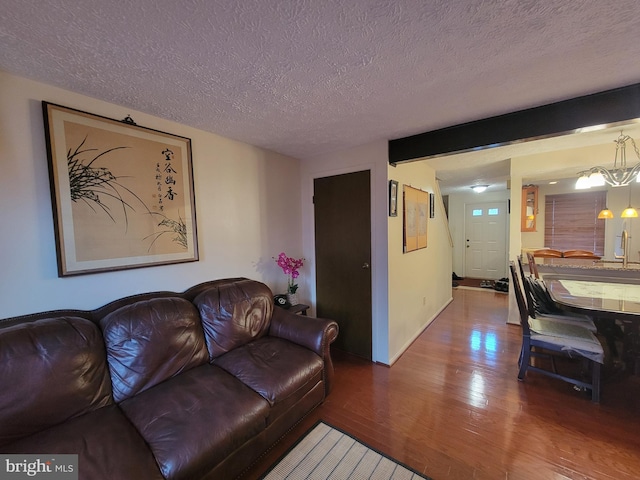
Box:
[241,289,640,479]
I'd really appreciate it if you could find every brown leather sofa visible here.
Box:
[0,278,338,480]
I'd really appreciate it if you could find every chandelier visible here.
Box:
[576,132,640,189]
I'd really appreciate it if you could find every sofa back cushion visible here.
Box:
[193,279,273,360]
[100,297,208,403]
[0,317,112,446]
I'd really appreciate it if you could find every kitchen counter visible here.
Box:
[537,257,640,278]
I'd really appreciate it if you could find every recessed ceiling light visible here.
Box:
[549,181,558,184]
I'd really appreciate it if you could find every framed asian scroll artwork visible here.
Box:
[42,102,198,276]
[403,185,429,253]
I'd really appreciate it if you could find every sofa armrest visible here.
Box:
[270,307,338,356]
[269,307,339,395]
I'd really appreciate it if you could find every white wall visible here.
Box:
[506,172,522,325]
[603,187,640,261]
[0,71,302,318]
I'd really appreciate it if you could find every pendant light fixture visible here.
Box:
[621,180,638,218]
[576,132,640,189]
[597,207,614,219]
[599,182,638,219]
[621,205,638,218]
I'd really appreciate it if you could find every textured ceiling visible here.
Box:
[2,0,640,170]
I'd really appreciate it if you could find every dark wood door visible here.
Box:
[314,170,372,359]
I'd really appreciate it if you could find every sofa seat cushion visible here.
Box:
[1,405,163,480]
[120,364,270,480]
[214,337,324,420]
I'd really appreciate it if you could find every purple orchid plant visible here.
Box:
[275,252,304,294]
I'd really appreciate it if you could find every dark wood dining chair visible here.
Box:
[525,252,540,279]
[562,249,602,259]
[509,262,604,403]
[516,257,597,333]
[533,248,563,258]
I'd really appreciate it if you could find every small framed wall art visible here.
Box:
[429,192,435,218]
[389,180,399,217]
[43,102,199,276]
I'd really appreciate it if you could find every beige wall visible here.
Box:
[2,69,455,366]
[301,146,452,365]
[301,141,391,362]
[0,71,302,318]
[387,161,453,364]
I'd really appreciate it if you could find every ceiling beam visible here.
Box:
[388,83,640,165]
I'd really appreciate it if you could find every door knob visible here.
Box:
[362,262,370,269]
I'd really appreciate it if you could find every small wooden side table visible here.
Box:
[288,304,309,316]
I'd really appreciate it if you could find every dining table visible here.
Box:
[543,274,640,320]
[543,273,640,375]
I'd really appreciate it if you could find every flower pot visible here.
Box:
[286,293,299,306]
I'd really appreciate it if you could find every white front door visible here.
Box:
[464,201,508,279]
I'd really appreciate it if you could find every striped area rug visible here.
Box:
[261,421,431,480]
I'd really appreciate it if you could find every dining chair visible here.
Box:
[522,257,624,360]
[516,257,597,333]
[525,252,540,279]
[533,248,563,258]
[509,262,603,403]
[562,249,602,259]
